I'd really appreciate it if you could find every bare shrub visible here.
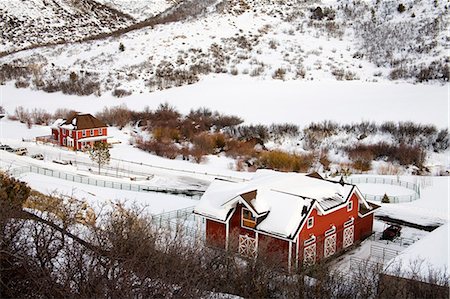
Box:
[14,79,30,88]
[258,150,314,172]
[135,139,178,159]
[112,88,132,98]
[53,108,77,120]
[272,67,286,80]
[96,105,132,129]
[14,106,31,124]
[31,108,52,125]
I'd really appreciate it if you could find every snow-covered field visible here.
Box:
[1,76,448,128]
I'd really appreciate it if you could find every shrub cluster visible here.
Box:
[258,150,314,172]
[347,142,425,169]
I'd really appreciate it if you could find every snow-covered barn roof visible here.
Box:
[384,223,449,286]
[194,170,367,239]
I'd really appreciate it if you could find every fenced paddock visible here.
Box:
[9,165,204,198]
[346,176,421,203]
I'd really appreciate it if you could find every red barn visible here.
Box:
[194,170,379,270]
[50,113,109,151]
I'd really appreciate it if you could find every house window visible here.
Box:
[99,129,103,135]
[242,208,256,229]
[90,129,94,136]
[347,201,353,212]
[307,217,314,229]
[82,130,86,137]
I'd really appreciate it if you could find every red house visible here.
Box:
[194,170,379,270]
[50,113,109,151]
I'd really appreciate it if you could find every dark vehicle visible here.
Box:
[0,144,14,152]
[381,224,402,240]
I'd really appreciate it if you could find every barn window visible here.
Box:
[347,201,353,212]
[344,218,354,227]
[242,208,256,229]
[304,235,316,246]
[325,226,336,237]
[307,217,314,229]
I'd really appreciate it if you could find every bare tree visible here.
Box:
[88,142,110,174]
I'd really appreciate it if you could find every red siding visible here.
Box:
[258,234,290,264]
[206,219,226,249]
[356,213,374,241]
[298,193,360,263]
[228,204,256,250]
[204,191,375,268]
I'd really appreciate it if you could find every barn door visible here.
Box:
[343,226,354,248]
[324,234,337,258]
[238,235,257,258]
[303,244,316,265]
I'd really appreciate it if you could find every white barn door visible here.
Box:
[324,234,336,258]
[238,235,257,258]
[303,244,316,265]
[343,226,354,248]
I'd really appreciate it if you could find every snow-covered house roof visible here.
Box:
[195,170,369,239]
[55,113,107,130]
[384,223,449,286]
[50,118,65,129]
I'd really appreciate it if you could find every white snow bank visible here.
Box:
[384,223,449,285]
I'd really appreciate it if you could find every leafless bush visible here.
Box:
[31,108,52,125]
[14,106,31,124]
[258,150,314,172]
[112,88,132,98]
[135,139,179,159]
[270,123,300,139]
[53,108,77,120]
[96,105,132,129]
[346,142,425,168]
[14,79,30,88]
[272,67,286,80]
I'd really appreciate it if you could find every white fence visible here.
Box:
[9,165,204,198]
[346,176,421,203]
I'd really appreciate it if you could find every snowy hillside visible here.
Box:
[0,0,447,97]
[0,0,135,53]
[95,0,172,21]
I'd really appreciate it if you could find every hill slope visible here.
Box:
[0,0,447,97]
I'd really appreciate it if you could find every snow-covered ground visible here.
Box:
[1,76,448,128]
[18,172,197,216]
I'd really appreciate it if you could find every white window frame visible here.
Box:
[347,200,353,212]
[90,129,94,136]
[241,207,256,229]
[304,235,316,247]
[99,128,103,135]
[344,217,354,228]
[82,130,86,137]
[325,226,336,237]
[307,217,314,229]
